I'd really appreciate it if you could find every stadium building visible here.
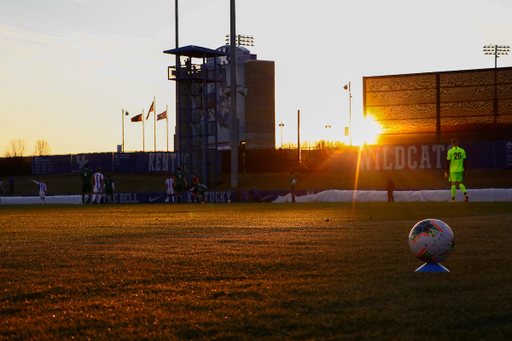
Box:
[164,45,275,186]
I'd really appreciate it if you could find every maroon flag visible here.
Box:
[131,114,143,122]
[157,110,167,121]
[146,101,155,120]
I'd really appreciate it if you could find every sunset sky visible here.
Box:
[1,0,512,155]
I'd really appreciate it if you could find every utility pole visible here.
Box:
[297,110,301,164]
[229,0,238,187]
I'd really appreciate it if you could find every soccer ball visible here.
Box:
[408,219,454,263]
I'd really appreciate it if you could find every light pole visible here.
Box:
[344,82,352,146]
[229,0,238,188]
[325,124,331,146]
[483,44,510,68]
[279,122,284,149]
[122,109,129,152]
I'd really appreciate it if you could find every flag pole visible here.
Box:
[122,109,125,153]
[142,109,145,152]
[154,95,157,152]
[166,105,169,152]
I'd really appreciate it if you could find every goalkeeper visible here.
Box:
[445,138,468,202]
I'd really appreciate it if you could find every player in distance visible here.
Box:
[80,164,94,204]
[165,173,174,203]
[31,178,47,204]
[190,177,208,203]
[104,173,115,204]
[445,138,469,202]
[173,167,187,203]
[92,167,104,204]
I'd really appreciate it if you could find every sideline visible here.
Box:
[2,188,512,205]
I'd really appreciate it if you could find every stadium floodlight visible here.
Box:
[279,122,284,149]
[483,44,510,68]
[325,125,331,145]
[225,34,254,47]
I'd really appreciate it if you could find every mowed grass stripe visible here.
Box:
[1,203,512,340]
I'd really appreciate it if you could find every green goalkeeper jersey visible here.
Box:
[447,146,466,173]
[174,171,185,185]
[105,178,114,191]
[80,169,93,184]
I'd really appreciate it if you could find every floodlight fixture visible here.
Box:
[279,122,284,149]
[325,124,331,145]
[225,34,255,47]
[483,44,510,68]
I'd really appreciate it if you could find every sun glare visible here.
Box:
[351,114,383,146]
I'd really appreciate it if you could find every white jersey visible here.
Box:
[166,178,174,194]
[33,180,47,195]
[93,173,104,187]
[166,178,174,190]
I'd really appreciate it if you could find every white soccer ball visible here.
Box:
[408,219,454,263]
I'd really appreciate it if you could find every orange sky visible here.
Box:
[1,0,511,155]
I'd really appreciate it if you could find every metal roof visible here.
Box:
[163,45,228,58]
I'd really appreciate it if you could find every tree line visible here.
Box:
[280,140,347,150]
[3,139,51,157]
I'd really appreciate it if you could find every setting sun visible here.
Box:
[351,113,383,146]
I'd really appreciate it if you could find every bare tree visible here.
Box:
[4,139,27,157]
[282,142,297,149]
[33,140,52,156]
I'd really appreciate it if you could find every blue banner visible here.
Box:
[495,141,512,168]
[113,153,136,173]
[358,142,495,171]
[135,152,179,173]
[32,155,72,175]
[98,190,237,204]
[30,141,503,177]
[72,153,113,174]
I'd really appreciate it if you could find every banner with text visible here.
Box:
[358,142,495,171]
[32,155,72,175]
[99,190,237,204]
[495,141,512,169]
[135,152,179,173]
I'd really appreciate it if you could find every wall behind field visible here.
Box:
[1,141,511,177]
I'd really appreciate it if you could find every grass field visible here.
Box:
[1,202,512,340]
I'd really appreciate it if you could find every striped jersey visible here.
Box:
[33,180,46,193]
[166,178,174,190]
[93,173,104,187]
[38,182,46,193]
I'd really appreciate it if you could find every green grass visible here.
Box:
[1,202,512,340]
